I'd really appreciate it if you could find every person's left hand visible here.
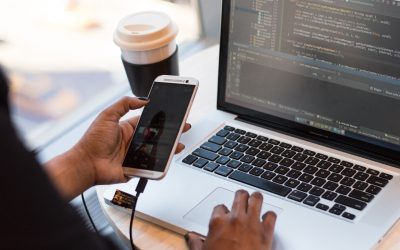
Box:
[72,96,191,185]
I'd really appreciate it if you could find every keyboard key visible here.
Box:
[245,132,257,138]
[219,148,233,156]
[323,181,339,191]
[238,164,252,172]
[224,141,238,149]
[297,183,312,192]
[259,143,273,151]
[304,157,319,165]
[241,155,255,163]
[252,159,266,168]
[257,151,271,159]
[268,139,280,145]
[193,158,208,168]
[216,156,230,165]
[293,153,308,162]
[303,150,316,156]
[248,140,262,147]
[280,142,292,148]
[215,166,233,177]
[349,189,374,202]
[328,173,343,182]
[229,171,292,197]
[261,171,276,180]
[216,129,230,137]
[328,157,341,164]
[303,166,318,175]
[182,155,198,165]
[291,162,306,171]
[316,203,329,211]
[270,146,285,154]
[249,167,264,176]
[237,136,251,144]
[235,144,249,152]
[329,164,344,173]
[379,173,393,180]
[227,160,241,169]
[317,160,332,169]
[367,176,388,187]
[340,161,353,168]
[268,154,283,163]
[329,207,343,215]
[285,179,300,188]
[193,148,219,161]
[366,169,379,176]
[286,170,302,179]
[322,191,337,201]
[281,150,296,158]
[354,165,367,171]
[309,187,325,196]
[354,172,369,181]
[303,195,320,206]
[335,195,367,210]
[280,158,294,168]
[353,181,368,190]
[333,203,347,211]
[291,146,304,152]
[310,177,326,187]
[341,168,357,177]
[275,166,290,175]
[288,190,308,202]
[340,177,356,186]
[272,175,288,184]
[201,142,222,152]
[342,212,356,220]
[224,125,235,131]
[209,136,226,145]
[264,162,278,171]
[299,173,313,183]
[336,185,351,195]
[203,162,219,172]
[257,135,268,141]
[246,147,260,156]
[315,169,330,178]
[234,129,246,135]
[365,185,382,195]
[226,133,240,141]
[230,151,244,160]
[315,153,328,160]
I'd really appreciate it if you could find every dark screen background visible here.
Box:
[123,82,194,172]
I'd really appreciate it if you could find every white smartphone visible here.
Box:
[122,75,198,179]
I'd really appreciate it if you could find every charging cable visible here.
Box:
[129,178,148,250]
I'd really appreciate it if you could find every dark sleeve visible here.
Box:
[0,68,118,250]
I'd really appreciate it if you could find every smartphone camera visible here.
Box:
[185,80,189,83]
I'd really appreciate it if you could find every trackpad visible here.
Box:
[184,187,283,228]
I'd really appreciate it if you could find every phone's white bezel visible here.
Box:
[123,75,199,180]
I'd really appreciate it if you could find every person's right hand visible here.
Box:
[186,190,277,250]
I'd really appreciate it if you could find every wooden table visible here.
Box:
[96,45,400,250]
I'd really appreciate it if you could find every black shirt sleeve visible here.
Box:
[0,67,118,250]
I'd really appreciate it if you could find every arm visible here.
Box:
[44,96,191,200]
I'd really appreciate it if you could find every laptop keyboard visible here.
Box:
[182,125,394,221]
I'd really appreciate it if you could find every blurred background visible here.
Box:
[0,0,221,248]
[0,0,221,150]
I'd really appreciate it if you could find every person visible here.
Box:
[0,66,277,250]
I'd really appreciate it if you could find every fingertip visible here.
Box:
[262,211,277,223]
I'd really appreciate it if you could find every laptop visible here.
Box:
[104,0,400,249]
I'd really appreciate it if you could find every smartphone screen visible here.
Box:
[123,81,195,173]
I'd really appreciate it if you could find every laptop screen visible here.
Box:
[218,0,400,163]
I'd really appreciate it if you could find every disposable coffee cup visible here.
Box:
[114,11,179,97]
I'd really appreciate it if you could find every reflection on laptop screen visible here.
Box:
[224,0,400,150]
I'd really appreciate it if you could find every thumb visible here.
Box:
[100,96,148,122]
[185,232,204,250]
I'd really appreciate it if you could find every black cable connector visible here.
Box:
[129,178,148,250]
